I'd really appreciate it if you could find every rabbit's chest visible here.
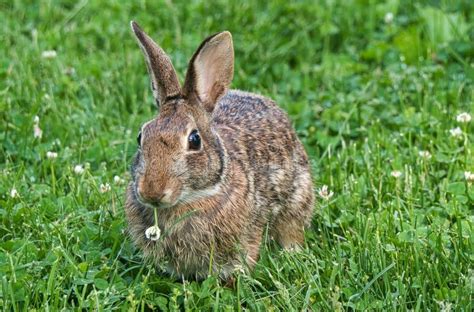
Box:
[153,221,213,276]
[156,215,240,271]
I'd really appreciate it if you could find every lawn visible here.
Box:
[1,0,473,310]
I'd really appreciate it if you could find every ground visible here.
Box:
[0,0,473,310]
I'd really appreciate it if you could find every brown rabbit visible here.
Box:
[125,21,314,281]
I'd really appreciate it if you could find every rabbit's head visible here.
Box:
[129,21,234,208]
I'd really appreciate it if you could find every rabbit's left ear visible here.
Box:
[183,31,234,113]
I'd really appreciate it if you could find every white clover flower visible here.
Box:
[436,300,453,312]
[10,188,19,198]
[99,183,111,193]
[74,164,84,174]
[449,127,463,138]
[418,150,432,160]
[33,116,42,139]
[317,185,334,200]
[145,225,161,241]
[384,12,394,24]
[62,67,76,75]
[46,151,58,159]
[464,171,474,182]
[456,112,471,123]
[33,125,43,139]
[41,50,57,59]
[234,264,246,274]
[391,170,402,178]
[113,175,125,185]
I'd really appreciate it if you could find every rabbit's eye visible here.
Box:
[137,131,142,147]
[188,130,201,150]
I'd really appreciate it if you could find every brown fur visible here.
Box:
[126,22,314,281]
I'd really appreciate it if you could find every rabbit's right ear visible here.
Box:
[131,21,181,107]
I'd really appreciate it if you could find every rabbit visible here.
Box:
[125,21,314,281]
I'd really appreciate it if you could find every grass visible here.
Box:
[1,0,473,310]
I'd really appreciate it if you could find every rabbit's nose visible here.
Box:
[137,179,173,206]
[137,187,165,206]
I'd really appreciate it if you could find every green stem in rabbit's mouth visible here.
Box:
[153,207,159,228]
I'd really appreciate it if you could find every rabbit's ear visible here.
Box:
[131,21,181,107]
[183,31,234,113]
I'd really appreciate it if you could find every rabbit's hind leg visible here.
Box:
[270,172,314,250]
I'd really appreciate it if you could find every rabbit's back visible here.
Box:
[213,90,313,226]
[214,90,310,171]
[214,90,293,137]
